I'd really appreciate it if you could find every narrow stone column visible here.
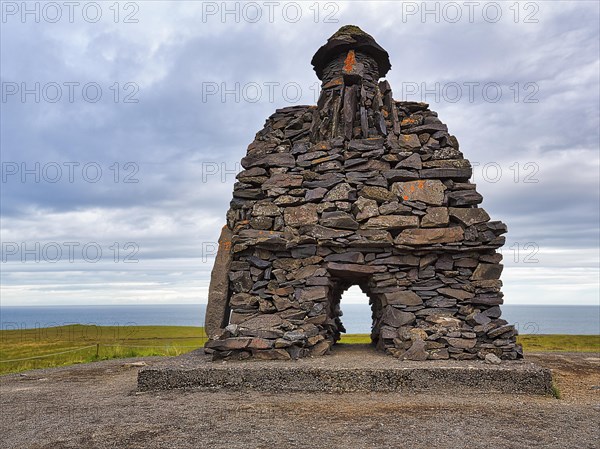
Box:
[204,225,233,337]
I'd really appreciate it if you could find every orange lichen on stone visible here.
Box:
[408,181,427,195]
[401,118,419,126]
[344,50,356,72]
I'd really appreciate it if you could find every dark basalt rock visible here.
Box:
[204,26,522,361]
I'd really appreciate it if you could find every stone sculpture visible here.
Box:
[204,25,523,362]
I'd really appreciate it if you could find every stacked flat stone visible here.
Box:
[204,26,523,362]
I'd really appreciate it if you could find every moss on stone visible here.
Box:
[331,25,373,40]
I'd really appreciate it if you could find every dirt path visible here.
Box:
[1,352,598,449]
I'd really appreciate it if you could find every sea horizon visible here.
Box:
[1,304,598,335]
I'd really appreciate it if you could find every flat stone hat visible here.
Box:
[311,25,391,80]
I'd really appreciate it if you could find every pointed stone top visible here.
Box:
[311,25,391,80]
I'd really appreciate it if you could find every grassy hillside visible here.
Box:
[0,325,207,375]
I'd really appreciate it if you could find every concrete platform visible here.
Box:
[137,344,553,395]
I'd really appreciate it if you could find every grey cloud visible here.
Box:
[1,1,598,305]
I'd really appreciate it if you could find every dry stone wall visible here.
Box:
[204,26,523,362]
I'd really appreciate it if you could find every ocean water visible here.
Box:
[1,304,598,335]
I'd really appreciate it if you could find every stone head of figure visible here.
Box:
[311,25,392,86]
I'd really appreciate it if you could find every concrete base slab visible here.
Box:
[137,344,553,395]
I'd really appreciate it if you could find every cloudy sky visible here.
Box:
[1,1,598,307]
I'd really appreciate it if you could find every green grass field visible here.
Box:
[0,325,207,375]
[0,325,598,375]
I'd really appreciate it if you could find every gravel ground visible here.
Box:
[0,351,598,449]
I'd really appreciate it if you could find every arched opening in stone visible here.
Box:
[335,285,373,343]
[327,276,384,348]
